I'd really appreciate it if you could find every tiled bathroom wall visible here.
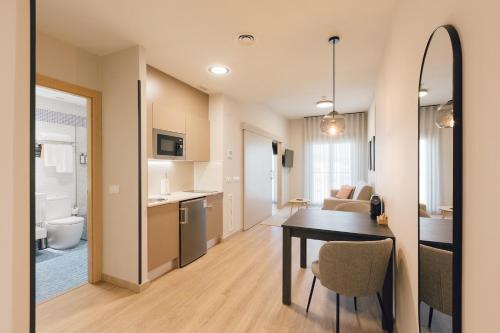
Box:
[35,95,88,222]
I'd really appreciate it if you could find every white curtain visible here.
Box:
[419,106,441,213]
[304,113,367,205]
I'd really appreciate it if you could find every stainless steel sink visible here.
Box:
[148,197,168,204]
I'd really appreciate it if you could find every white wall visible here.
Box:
[0,0,30,332]
[101,46,145,284]
[374,0,500,332]
[148,161,195,196]
[35,96,88,215]
[37,31,101,90]
[205,95,289,237]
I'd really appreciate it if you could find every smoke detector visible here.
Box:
[236,33,256,46]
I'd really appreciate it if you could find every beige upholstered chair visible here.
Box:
[419,244,453,328]
[323,181,373,211]
[419,203,431,218]
[307,239,393,333]
[335,202,371,214]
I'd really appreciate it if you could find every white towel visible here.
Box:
[43,144,74,173]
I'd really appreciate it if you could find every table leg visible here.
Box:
[289,205,293,217]
[282,227,292,305]
[300,237,307,268]
[381,246,394,332]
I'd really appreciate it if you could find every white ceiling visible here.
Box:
[37,0,396,118]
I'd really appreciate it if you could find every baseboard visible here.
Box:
[207,237,221,249]
[102,273,142,293]
[222,229,240,241]
[148,259,178,281]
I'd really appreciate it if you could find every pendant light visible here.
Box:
[435,100,454,128]
[320,36,345,136]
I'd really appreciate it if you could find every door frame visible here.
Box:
[35,74,103,283]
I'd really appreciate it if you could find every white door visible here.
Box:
[243,130,272,230]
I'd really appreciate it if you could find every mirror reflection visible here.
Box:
[419,27,454,332]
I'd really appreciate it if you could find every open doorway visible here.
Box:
[33,75,102,306]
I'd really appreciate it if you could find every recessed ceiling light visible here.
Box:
[316,97,333,109]
[419,88,428,97]
[208,65,230,76]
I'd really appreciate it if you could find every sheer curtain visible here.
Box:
[419,106,441,213]
[304,113,367,205]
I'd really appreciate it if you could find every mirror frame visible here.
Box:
[418,24,462,333]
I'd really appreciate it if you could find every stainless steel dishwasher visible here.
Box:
[179,197,207,267]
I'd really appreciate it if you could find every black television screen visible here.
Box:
[282,149,294,167]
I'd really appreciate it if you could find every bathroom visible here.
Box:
[35,85,89,303]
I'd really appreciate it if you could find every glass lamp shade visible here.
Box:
[320,112,345,135]
[435,100,454,128]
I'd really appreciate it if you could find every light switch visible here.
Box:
[109,185,120,194]
[226,149,233,160]
[232,176,240,182]
[225,176,232,183]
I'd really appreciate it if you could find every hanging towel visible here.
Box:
[43,144,74,173]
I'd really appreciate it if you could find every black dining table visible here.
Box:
[419,217,453,251]
[282,209,395,332]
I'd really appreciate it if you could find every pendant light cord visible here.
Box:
[332,40,336,115]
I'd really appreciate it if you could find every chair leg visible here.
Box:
[306,276,316,313]
[376,292,389,330]
[353,297,357,312]
[428,307,434,328]
[336,293,340,333]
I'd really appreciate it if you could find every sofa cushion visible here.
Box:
[352,182,373,200]
[336,185,355,199]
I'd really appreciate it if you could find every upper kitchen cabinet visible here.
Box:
[186,113,210,161]
[147,65,210,161]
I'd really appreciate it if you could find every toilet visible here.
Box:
[46,195,84,250]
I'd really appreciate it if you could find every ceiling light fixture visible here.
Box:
[320,36,345,136]
[419,88,428,97]
[208,65,230,76]
[316,97,333,109]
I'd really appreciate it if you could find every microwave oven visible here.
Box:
[153,128,185,160]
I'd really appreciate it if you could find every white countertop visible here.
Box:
[147,191,222,207]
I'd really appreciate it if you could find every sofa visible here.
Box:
[322,181,373,211]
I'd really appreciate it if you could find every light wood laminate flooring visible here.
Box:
[37,224,387,332]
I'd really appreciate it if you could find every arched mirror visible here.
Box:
[418,25,462,333]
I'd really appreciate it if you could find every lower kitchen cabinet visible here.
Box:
[206,193,223,242]
[148,203,179,271]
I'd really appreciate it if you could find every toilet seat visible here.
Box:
[46,216,84,225]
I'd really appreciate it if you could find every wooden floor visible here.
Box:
[37,224,387,332]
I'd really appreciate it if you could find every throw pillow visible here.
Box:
[336,185,354,199]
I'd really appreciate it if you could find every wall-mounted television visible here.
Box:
[282,149,294,168]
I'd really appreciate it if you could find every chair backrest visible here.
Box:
[352,182,373,200]
[318,239,393,297]
[419,244,453,316]
[335,202,371,214]
[419,203,431,217]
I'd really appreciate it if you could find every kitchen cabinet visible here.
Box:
[147,65,210,161]
[148,202,179,271]
[186,113,210,161]
[152,101,186,135]
[206,193,223,242]
[147,102,153,158]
